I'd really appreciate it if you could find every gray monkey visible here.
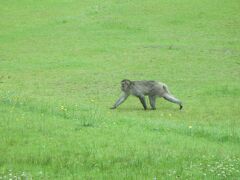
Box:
[111,79,183,110]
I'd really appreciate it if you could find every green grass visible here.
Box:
[0,0,240,179]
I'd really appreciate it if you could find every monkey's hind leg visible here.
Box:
[138,96,147,110]
[163,94,183,110]
[149,95,156,110]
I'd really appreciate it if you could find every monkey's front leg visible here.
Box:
[111,93,129,109]
[138,96,147,110]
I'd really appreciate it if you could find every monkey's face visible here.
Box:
[121,80,131,92]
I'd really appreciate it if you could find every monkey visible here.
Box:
[111,79,183,110]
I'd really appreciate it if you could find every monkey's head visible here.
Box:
[121,79,132,92]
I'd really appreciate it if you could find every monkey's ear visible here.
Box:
[126,80,131,86]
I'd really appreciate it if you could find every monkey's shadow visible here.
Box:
[113,107,145,112]
[112,106,181,112]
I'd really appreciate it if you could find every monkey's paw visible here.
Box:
[180,105,183,110]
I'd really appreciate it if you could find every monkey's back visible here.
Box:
[132,80,167,96]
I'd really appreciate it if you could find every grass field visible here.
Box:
[0,0,240,179]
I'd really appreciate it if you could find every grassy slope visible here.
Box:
[0,0,240,179]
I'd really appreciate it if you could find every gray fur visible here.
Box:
[111,79,183,110]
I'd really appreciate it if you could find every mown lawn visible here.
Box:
[0,0,240,179]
